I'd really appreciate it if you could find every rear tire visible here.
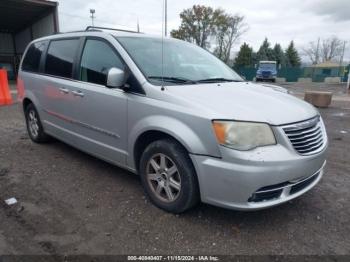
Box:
[25,103,51,143]
[139,139,199,213]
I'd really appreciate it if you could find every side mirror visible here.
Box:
[106,67,126,88]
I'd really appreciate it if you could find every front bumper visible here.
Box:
[190,143,327,210]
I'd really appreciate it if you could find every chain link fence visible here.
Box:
[236,65,349,82]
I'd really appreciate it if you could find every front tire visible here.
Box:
[139,139,199,213]
[25,103,51,143]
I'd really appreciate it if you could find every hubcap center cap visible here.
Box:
[160,172,168,180]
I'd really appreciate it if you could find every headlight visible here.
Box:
[212,121,276,150]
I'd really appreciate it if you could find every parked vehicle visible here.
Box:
[256,61,277,82]
[18,27,328,213]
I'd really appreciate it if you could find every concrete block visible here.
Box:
[324,77,341,83]
[304,91,333,108]
[298,77,312,83]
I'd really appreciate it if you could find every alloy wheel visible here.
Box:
[28,109,39,138]
[146,153,181,202]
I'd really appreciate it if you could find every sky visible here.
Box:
[56,0,350,63]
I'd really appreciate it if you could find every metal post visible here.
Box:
[312,37,320,82]
[90,9,95,26]
[339,41,346,78]
[164,0,167,36]
[339,41,346,66]
[315,38,320,64]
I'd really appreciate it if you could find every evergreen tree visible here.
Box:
[256,38,274,61]
[272,43,286,67]
[285,41,301,67]
[251,51,258,67]
[234,43,253,68]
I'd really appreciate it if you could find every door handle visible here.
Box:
[72,90,84,97]
[59,87,69,94]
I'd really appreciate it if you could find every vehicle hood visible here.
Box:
[165,82,318,125]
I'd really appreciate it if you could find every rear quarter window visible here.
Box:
[45,39,80,78]
[22,41,46,72]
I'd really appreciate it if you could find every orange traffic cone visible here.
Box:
[0,69,13,106]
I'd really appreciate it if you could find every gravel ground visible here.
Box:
[0,98,349,256]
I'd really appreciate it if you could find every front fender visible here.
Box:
[127,115,221,169]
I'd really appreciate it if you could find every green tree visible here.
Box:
[170,5,218,49]
[285,41,301,67]
[272,43,286,67]
[234,42,253,68]
[171,5,247,61]
[256,38,274,61]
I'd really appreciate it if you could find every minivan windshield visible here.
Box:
[115,36,243,85]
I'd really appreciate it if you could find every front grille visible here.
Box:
[282,116,325,155]
[262,71,271,77]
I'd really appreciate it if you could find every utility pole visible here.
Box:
[339,41,346,66]
[137,18,140,33]
[164,0,167,36]
[90,9,96,26]
[338,41,346,78]
[312,37,320,81]
[315,37,320,64]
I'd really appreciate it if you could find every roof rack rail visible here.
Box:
[55,30,92,35]
[85,26,141,34]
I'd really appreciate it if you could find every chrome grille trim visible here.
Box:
[291,133,323,145]
[286,125,320,137]
[290,131,322,142]
[282,116,326,155]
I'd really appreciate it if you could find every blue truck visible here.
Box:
[256,61,277,82]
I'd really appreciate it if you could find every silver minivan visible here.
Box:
[18,27,328,213]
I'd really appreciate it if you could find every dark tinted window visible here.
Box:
[79,39,123,85]
[22,42,46,72]
[45,39,79,78]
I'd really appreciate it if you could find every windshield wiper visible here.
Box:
[196,78,243,83]
[148,76,197,84]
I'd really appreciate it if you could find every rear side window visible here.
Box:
[45,39,80,78]
[79,39,124,85]
[22,42,46,72]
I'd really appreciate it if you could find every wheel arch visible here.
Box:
[22,97,33,112]
[21,90,41,113]
[128,115,220,171]
[132,130,191,172]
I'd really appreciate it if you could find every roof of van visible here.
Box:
[33,29,162,43]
